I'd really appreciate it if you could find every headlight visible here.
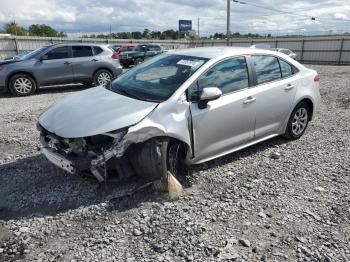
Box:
[103,128,128,142]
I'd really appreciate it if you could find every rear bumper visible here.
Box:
[114,67,123,77]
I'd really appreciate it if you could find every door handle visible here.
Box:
[285,84,295,90]
[64,61,71,65]
[91,59,98,62]
[243,96,256,104]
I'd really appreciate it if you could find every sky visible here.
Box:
[0,0,349,36]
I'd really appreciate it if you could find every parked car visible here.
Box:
[0,43,123,96]
[271,48,297,59]
[119,44,163,67]
[107,44,136,59]
[37,47,320,188]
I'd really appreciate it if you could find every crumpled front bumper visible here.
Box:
[39,134,76,174]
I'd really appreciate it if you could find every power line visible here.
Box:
[232,0,350,22]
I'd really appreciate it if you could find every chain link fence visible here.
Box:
[1,35,350,64]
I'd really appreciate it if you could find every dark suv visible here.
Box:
[119,44,163,68]
[0,43,123,96]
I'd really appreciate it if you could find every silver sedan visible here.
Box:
[38,47,321,188]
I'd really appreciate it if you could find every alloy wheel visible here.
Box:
[291,107,308,136]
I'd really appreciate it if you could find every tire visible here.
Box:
[130,138,186,191]
[283,102,311,140]
[134,58,144,65]
[122,63,130,68]
[8,73,37,96]
[93,69,113,87]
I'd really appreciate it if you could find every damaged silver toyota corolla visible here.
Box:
[38,47,321,187]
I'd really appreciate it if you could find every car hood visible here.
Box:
[39,86,158,138]
[0,59,22,65]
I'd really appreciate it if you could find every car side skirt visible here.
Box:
[187,133,280,165]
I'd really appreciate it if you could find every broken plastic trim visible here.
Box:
[90,129,128,182]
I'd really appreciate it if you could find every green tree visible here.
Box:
[150,31,161,39]
[132,31,142,39]
[142,29,150,39]
[28,24,64,37]
[5,21,26,36]
[162,29,178,40]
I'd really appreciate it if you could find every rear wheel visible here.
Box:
[8,74,37,96]
[134,58,144,65]
[93,69,112,87]
[130,138,187,191]
[283,102,311,140]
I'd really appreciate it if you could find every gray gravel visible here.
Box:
[0,65,349,261]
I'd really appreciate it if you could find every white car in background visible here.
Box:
[271,48,297,59]
[38,47,320,188]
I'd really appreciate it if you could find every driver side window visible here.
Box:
[45,46,69,60]
[188,56,249,101]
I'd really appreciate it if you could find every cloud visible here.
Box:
[0,0,348,35]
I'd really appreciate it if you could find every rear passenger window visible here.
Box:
[252,55,281,84]
[279,59,293,78]
[197,56,249,95]
[93,46,103,55]
[72,46,93,57]
[46,46,69,60]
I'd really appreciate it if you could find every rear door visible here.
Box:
[71,45,97,82]
[248,55,298,138]
[35,46,73,85]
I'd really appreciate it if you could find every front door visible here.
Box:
[189,56,255,163]
[35,46,74,85]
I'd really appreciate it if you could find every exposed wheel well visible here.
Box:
[299,98,314,121]
[130,136,190,155]
[6,71,38,90]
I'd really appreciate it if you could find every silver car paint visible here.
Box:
[39,47,320,167]
[0,43,123,91]
[39,86,158,138]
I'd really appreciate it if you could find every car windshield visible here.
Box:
[21,46,50,60]
[111,54,208,102]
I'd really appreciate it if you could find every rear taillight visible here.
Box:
[112,52,119,59]
[314,75,320,82]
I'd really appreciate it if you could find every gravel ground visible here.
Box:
[0,65,349,262]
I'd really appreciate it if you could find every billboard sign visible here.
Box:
[179,20,192,34]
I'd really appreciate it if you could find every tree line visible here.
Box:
[2,21,349,40]
[0,21,67,37]
[82,30,267,40]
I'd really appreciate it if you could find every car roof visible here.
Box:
[48,43,109,47]
[168,46,283,59]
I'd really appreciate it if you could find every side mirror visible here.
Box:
[40,54,48,61]
[198,87,222,109]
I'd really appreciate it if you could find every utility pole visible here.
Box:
[226,0,230,46]
[197,16,200,40]
[109,24,111,37]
